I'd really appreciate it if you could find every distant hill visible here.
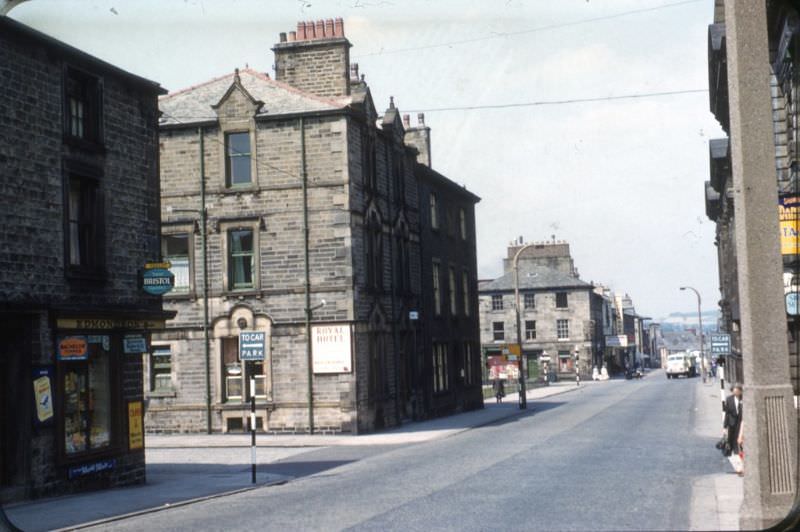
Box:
[655,310,720,333]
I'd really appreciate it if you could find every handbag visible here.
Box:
[715,436,732,456]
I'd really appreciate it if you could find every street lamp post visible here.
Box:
[513,242,539,410]
[680,286,705,383]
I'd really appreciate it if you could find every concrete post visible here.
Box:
[724,1,798,528]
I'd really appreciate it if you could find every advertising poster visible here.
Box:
[779,196,800,255]
[57,336,88,361]
[487,355,519,380]
[123,334,148,354]
[128,401,144,450]
[32,366,54,425]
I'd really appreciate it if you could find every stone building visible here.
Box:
[148,19,482,434]
[416,161,483,419]
[705,0,800,390]
[478,240,606,381]
[0,17,170,500]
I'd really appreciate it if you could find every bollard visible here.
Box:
[250,377,256,484]
[718,365,726,423]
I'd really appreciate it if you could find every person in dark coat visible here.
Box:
[493,378,505,404]
[723,383,743,456]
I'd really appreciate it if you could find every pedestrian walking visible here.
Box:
[723,383,743,474]
[493,378,505,404]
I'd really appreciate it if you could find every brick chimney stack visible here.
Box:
[273,17,351,98]
[404,112,431,167]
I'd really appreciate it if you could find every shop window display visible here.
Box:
[63,340,112,455]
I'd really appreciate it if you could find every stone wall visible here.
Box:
[479,288,594,375]
[152,110,357,432]
[0,28,162,310]
[1,19,162,499]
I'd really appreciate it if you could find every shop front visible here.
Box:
[53,314,168,492]
[0,310,171,501]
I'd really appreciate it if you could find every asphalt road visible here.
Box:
[96,374,719,532]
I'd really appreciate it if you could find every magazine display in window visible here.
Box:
[63,340,112,455]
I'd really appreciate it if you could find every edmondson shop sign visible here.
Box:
[56,318,167,330]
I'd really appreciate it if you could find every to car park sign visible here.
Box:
[239,331,266,361]
[710,333,731,355]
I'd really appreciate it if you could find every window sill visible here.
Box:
[220,399,273,408]
[223,289,260,299]
[222,184,258,194]
[147,390,177,399]
[63,134,105,154]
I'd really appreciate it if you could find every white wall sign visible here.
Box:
[605,335,628,348]
[312,324,352,374]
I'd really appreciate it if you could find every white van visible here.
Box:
[666,353,691,379]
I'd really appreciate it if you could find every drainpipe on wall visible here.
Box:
[301,116,314,435]
[200,127,212,435]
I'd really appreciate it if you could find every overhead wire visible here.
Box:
[403,88,709,113]
[161,88,710,123]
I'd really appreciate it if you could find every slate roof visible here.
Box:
[417,163,481,203]
[478,264,591,293]
[159,68,349,126]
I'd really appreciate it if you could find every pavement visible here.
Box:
[3,380,585,532]
[688,376,744,531]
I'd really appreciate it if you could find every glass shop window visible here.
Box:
[62,340,113,455]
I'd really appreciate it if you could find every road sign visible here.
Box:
[409,311,419,320]
[710,333,731,355]
[239,331,266,361]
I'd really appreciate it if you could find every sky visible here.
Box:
[8,0,725,319]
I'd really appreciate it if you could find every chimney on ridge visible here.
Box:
[272,17,351,98]
[404,112,431,167]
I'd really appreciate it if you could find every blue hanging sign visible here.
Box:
[141,268,174,296]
